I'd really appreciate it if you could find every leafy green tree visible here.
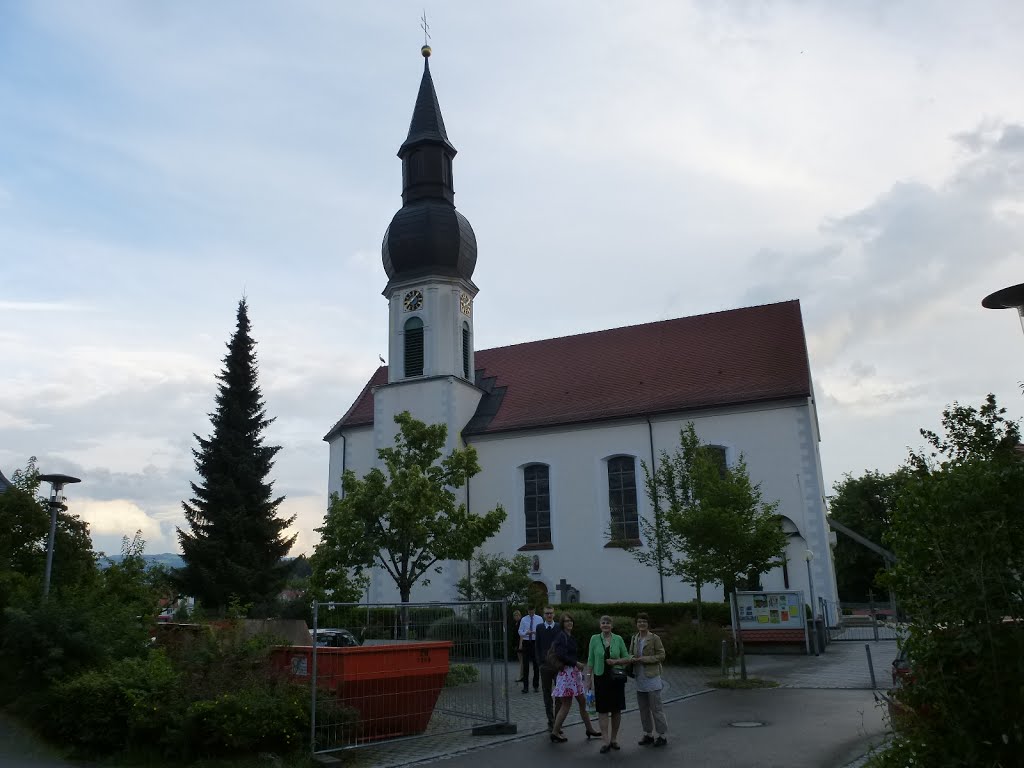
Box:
[315,412,506,603]
[627,428,718,619]
[456,553,532,604]
[623,424,786,619]
[0,457,96,612]
[879,395,1024,767]
[828,469,907,602]
[176,299,296,613]
[691,450,786,600]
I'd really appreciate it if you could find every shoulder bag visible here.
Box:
[545,643,565,672]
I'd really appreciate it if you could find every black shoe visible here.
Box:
[586,730,602,740]
[638,735,655,746]
[522,688,529,694]
[610,742,620,750]
[599,745,612,754]
[549,733,567,743]
[514,678,524,683]
[653,737,667,748]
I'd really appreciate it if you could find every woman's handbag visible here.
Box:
[545,645,565,671]
[608,663,628,682]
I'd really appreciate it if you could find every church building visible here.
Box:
[324,46,839,609]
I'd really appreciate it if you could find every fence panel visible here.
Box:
[302,600,511,755]
[822,599,900,642]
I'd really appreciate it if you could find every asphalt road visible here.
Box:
[428,688,888,768]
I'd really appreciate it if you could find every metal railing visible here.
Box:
[297,600,513,755]
[822,597,900,642]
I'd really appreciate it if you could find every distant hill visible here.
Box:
[100,552,186,570]
[101,553,304,571]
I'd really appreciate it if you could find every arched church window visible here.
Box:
[608,455,639,542]
[524,464,551,545]
[462,322,471,379]
[701,445,728,479]
[404,316,424,377]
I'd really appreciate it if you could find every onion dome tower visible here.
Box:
[381,45,479,386]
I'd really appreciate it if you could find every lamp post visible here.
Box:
[37,473,81,599]
[982,281,1024,337]
[805,549,819,656]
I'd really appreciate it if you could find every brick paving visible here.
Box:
[328,641,900,767]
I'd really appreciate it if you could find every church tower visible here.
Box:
[373,45,483,453]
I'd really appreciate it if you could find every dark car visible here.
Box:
[312,628,362,648]
[891,647,911,687]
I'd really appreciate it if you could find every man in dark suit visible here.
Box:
[535,606,560,729]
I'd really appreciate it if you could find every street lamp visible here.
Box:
[805,549,819,657]
[982,281,1024,337]
[37,473,81,599]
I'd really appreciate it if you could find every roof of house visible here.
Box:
[325,299,812,439]
[0,469,12,494]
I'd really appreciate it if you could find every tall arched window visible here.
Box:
[462,322,471,379]
[404,316,424,377]
[523,464,551,545]
[701,445,728,478]
[608,455,639,541]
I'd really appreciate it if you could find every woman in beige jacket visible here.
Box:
[629,612,668,747]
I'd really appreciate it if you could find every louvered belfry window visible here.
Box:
[404,317,424,377]
[608,456,639,541]
[462,322,471,378]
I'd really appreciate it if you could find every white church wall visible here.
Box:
[326,397,838,608]
[467,398,838,606]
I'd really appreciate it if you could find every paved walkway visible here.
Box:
[339,641,898,768]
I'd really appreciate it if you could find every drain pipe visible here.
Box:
[647,417,665,604]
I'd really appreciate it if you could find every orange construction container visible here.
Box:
[272,641,452,741]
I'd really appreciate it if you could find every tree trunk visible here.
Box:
[400,584,411,640]
[695,580,704,625]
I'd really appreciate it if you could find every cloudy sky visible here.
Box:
[2,2,1022,557]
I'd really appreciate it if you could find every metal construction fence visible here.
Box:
[822,598,901,642]
[294,600,513,755]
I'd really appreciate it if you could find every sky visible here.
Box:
[2,1,1023,557]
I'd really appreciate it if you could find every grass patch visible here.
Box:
[706,677,779,689]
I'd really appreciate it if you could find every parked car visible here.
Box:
[311,628,362,648]
[891,646,911,687]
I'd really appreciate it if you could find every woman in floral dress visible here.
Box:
[549,614,601,742]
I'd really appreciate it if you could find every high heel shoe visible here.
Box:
[585,730,603,739]
[549,733,568,743]
[599,745,612,754]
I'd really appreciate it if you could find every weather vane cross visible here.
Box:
[419,10,431,46]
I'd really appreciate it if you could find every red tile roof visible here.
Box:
[325,300,812,438]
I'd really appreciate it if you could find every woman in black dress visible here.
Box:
[585,615,630,753]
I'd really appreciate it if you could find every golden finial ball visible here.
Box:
[421,44,432,58]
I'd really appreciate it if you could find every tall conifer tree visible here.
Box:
[176,299,295,612]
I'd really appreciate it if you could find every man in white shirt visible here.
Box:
[517,606,542,693]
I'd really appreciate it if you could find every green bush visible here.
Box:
[44,652,179,756]
[180,681,309,758]
[550,601,732,629]
[662,622,732,665]
[426,615,485,659]
[444,663,481,687]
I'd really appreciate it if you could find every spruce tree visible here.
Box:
[176,299,295,613]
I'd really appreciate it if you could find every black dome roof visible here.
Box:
[383,200,477,282]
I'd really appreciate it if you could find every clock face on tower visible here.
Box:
[402,289,424,311]
[460,292,472,316]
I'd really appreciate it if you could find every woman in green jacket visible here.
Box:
[586,615,631,753]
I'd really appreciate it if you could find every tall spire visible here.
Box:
[382,45,477,289]
[400,48,454,154]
